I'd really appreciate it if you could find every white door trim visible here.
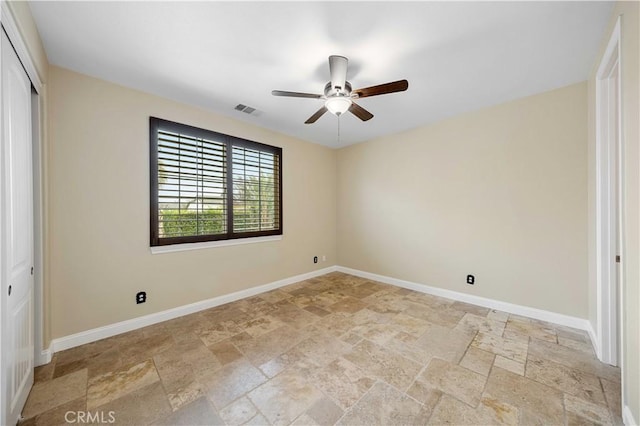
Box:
[31,90,47,367]
[594,10,623,400]
[0,11,4,426]
[0,2,43,94]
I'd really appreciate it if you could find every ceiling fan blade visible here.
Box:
[272,90,323,99]
[352,80,409,98]
[329,55,348,91]
[349,102,374,122]
[305,106,328,124]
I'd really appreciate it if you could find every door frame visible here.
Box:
[0,2,45,423]
[594,11,623,386]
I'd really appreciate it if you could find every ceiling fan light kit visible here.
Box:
[272,55,408,124]
[325,96,352,116]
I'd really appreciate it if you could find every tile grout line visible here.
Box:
[597,375,616,424]
[331,378,383,426]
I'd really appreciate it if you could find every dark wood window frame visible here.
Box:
[150,117,283,247]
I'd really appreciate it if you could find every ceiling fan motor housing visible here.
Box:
[324,81,352,98]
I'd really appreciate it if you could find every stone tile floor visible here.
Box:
[21,272,621,425]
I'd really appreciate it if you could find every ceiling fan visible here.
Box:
[272,55,409,124]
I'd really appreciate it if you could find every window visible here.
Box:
[150,117,282,246]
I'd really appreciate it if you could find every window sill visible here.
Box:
[150,235,282,254]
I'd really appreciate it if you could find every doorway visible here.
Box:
[595,17,622,368]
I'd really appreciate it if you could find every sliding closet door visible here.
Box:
[1,28,35,426]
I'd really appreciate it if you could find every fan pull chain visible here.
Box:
[337,115,341,145]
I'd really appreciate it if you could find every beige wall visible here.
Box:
[588,2,640,421]
[47,66,337,339]
[337,82,588,318]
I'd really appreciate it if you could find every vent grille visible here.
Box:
[234,104,257,115]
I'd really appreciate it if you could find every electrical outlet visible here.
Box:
[136,291,147,304]
[466,275,475,285]
[322,255,326,262]
[313,256,318,264]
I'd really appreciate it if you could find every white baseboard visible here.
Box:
[35,348,52,367]
[623,405,638,426]
[586,321,600,360]
[336,266,591,331]
[49,266,337,354]
[47,264,595,359]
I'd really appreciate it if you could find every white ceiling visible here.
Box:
[29,1,613,148]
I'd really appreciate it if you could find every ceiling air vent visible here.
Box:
[234,104,257,115]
